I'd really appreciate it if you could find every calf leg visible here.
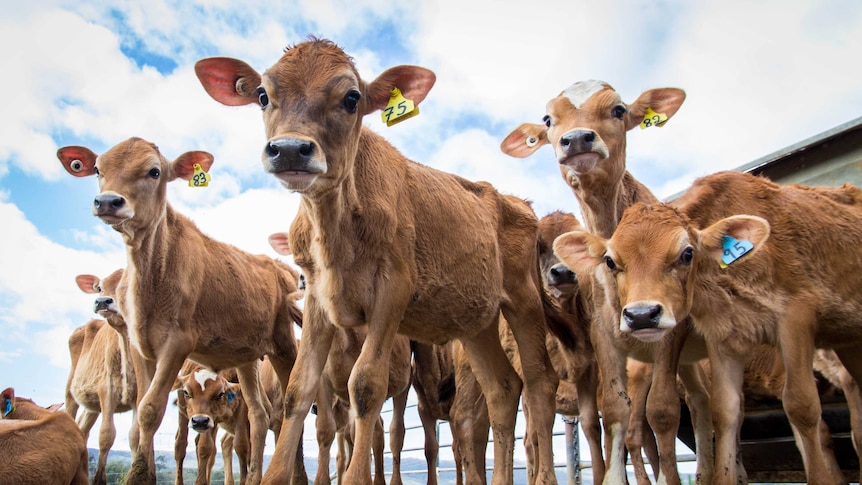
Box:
[389,385,409,485]
[235,360,269,485]
[372,416,386,485]
[128,349,186,485]
[221,432,236,485]
[576,361,605,484]
[314,385,337,485]
[417,396,441,485]
[193,429,217,485]
[832,347,862,481]
[263,298,335,485]
[778,308,836,485]
[94,395,117,485]
[626,360,654,485]
[460,321,522,485]
[707,344,747,485]
[677,361,713,485]
[452,343,490,485]
[174,392,189,485]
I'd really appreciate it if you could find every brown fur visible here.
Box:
[57,138,304,485]
[502,81,711,484]
[66,269,141,485]
[554,170,862,484]
[195,37,559,485]
[1,388,90,485]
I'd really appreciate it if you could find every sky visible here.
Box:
[1,0,861,473]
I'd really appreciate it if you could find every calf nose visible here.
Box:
[94,297,113,313]
[559,129,596,155]
[264,138,317,173]
[189,415,213,431]
[623,304,662,331]
[548,263,577,287]
[93,194,125,215]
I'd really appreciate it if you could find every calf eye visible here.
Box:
[182,390,190,398]
[217,392,226,400]
[148,168,160,179]
[679,246,694,265]
[256,87,270,109]
[604,255,617,271]
[612,105,627,119]
[343,90,361,113]
[94,166,100,176]
[542,115,552,128]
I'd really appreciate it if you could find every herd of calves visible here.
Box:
[3,36,862,485]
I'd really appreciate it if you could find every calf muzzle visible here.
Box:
[264,137,318,174]
[623,304,662,331]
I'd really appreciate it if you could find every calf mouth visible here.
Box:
[560,151,603,175]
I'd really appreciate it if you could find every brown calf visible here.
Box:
[196,37,559,485]
[67,268,141,485]
[57,139,304,485]
[553,170,862,484]
[1,387,90,485]
[502,81,708,484]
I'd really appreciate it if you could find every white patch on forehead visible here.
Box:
[194,369,219,392]
[561,80,609,108]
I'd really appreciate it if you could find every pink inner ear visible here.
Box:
[268,233,291,256]
[75,275,100,294]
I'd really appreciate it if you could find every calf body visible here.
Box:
[57,139,304,485]
[554,171,862,484]
[1,388,90,485]
[196,37,559,484]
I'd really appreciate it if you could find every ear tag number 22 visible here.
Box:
[382,87,420,127]
[640,107,668,129]
[719,235,754,268]
[189,163,211,187]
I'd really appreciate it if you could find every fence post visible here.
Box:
[563,415,581,485]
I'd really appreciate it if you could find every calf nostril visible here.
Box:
[111,198,124,209]
[298,142,314,158]
[584,132,596,143]
[265,142,280,158]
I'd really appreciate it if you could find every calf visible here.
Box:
[196,37,559,484]
[66,268,141,485]
[1,387,90,485]
[502,81,710,484]
[553,170,862,484]
[57,139,304,485]
[177,363,251,485]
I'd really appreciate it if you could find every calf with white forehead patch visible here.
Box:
[196,37,560,485]
[503,82,712,485]
[177,366,251,485]
[555,170,862,484]
[57,138,305,485]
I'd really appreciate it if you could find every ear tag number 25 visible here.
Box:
[382,87,420,127]
[640,107,668,129]
[189,163,211,187]
[719,235,754,268]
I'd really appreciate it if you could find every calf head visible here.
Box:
[177,367,241,433]
[553,203,770,342]
[501,81,685,185]
[195,37,436,195]
[75,268,125,331]
[57,138,214,234]
[536,211,582,298]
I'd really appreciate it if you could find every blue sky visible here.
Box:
[1,0,861,466]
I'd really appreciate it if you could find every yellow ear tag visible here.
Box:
[382,87,420,127]
[189,164,211,187]
[640,107,668,129]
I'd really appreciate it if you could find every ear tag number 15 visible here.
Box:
[382,87,420,127]
[719,235,754,268]
[640,107,668,129]
[189,163,211,187]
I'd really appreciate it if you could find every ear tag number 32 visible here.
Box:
[189,163,211,187]
[719,235,754,268]
[382,87,420,127]
[640,107,668,129]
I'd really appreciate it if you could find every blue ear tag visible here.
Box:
[227,391,236,404]
[720,235,754,268]
[3,398,12,416]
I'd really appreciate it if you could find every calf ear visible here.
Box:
[268,233,292,256]
[195,57,262,107]
[698,215,770,264]
[366,65,436,113]
[501,123,549,158]
[625,87,686,131]
[75,274,101,294]
[553,231,607,274]
[171,151,215,181]
[57,146,98,177]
